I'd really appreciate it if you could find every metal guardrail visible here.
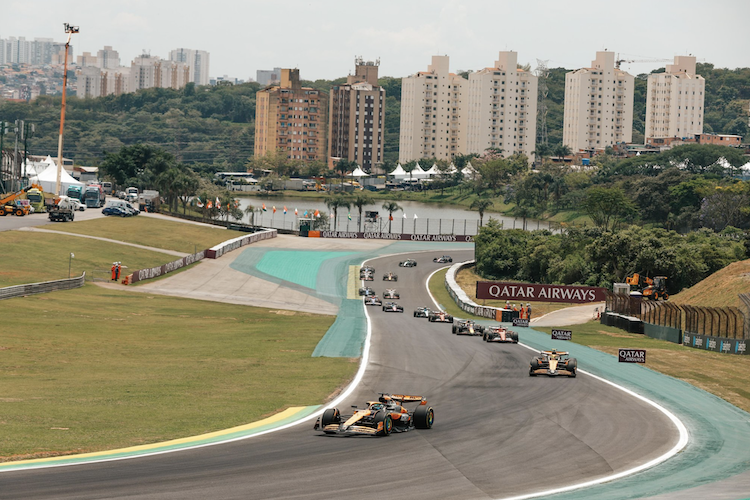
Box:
[0,272,86,300]
[444,261,499,319]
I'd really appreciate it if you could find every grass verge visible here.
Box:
[44,216,231,254]
[534,322,750,414]
[0,231,190,287]
[0,285,353,462]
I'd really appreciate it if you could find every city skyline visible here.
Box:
[1,0,748,82]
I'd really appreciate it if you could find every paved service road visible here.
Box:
[0,250,680,499]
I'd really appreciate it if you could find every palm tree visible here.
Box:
[334,158,352,189]
[470,198,494,227]
[554,144,572,162]
[325,194,351,230]
[244,203,255,226]
[352,192,373,232]
[382,201,402,233]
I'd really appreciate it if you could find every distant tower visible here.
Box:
[535,59,549,145]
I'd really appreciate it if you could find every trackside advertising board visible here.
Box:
[512,318,529,327]
[476,282,606,303]
[618,349,647,363]
[683,332,748,355]
[305,231,474,242]
[552,329,572,340]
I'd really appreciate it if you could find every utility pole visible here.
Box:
[22,121,34,183]
[55,23,79,196]
[535,59,550,146]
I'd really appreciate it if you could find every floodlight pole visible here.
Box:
[55,23,79,196]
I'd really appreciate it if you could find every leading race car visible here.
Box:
[314,394,434,436]
[413,306,432,318]
[358,286,375,296]
[433,255,453,263]
[383,289,400,299]
[383,272,398,281]
[399,259,417,267]
[364,296,382,306]
[382,302,404,313]
[428,310,454,323]
[483,325,519,343]
[529,350,577,377]
[452,319,484,336]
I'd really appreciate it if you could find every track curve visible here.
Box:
[0,249,680,499]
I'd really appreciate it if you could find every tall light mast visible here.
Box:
[55,23,78,195]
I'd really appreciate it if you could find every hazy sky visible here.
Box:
[3,0,748,81]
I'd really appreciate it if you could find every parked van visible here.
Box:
[106,199,139,215]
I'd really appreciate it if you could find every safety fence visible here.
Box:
[123,229,277,285]
[603,291,750,354]
[0,272,86,300]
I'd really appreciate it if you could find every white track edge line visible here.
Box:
[424,267,689,500]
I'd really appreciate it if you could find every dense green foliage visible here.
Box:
[475,221,745,293]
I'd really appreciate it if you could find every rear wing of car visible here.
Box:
[388,394,427,405]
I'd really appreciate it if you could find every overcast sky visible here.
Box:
[3,0,748,81]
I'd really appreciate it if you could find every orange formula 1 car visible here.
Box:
[529,350,577,377]
[314,394,434,436]
[483,325,519,343]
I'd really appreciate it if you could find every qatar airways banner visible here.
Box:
[476,282,606,304]
[307,231,474,243]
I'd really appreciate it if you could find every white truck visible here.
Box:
[48,196,75,222]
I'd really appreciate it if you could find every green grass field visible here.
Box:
[0,231,184,287]
[0,285,352,462]
[45,216,232,254]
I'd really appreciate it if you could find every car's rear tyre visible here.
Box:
[321,408,340,427]
[413,405,434,429]
[452,326,457,334]
[374,412,393,436]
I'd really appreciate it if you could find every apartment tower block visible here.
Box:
[645,56,704,140]
[328,58,385,172]
[563,51,634,151]
[463,51,538,159]
[254,69,329,162]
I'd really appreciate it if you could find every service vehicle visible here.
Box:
[383,289,400,299]
[101,181,113,195]
[48,196,75,222]
[25,187,47,212]
[529,350,577,377]
[382,302,404,313]
[70,199,86,211]
[364,296,382,306]
[483,325,519,343]
[66,185,83,201]
[314,394,434,436]
[106,200,139,215]
[398,259,417,267]
[358,286,375,296]
[83,184,105,208]
[433,255,453,263]
[138,190,160,212]
[1,184,42,216]
[413,306,432,318]
[383,272,398,281]
[125,186,139,203]
[452,319,484,336]
[428,310,454,323]
[626,273,669,301]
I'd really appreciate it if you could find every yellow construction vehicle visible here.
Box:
[626,273,669,300]
[0,184,43,216]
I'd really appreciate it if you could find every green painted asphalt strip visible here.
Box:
[0,406,320,472]
[487,322,750,500]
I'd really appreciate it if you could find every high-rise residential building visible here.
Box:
[254,69,329,163]
[399,55,465,162]
[76,51,98,67]
[0,37,62,65]
[256,68,283,87]
[76,66,131,98]
[645,56,704,140]
[463,51,538,159]
[97,46,120,69]
[169,48,210,86]
[328,58,385,172]
[129,55,189,92]
[563,51,634,151]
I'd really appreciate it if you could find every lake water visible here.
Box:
[235,195,551,235]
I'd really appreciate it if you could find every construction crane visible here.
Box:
[615,54,672,70]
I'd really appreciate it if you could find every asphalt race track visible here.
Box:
[0,249,680,500]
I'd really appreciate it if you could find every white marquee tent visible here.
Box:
[350,166,369,177]
[29,160,83,194]
[388,163,408,180]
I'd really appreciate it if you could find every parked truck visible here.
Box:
[48,196,75,222]
[67,185,84,201]
[137,190,160,212]
[83,184,105,208]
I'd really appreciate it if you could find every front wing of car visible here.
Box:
[529,365,576,377]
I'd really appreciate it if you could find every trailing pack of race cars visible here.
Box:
[315,256,579,437]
